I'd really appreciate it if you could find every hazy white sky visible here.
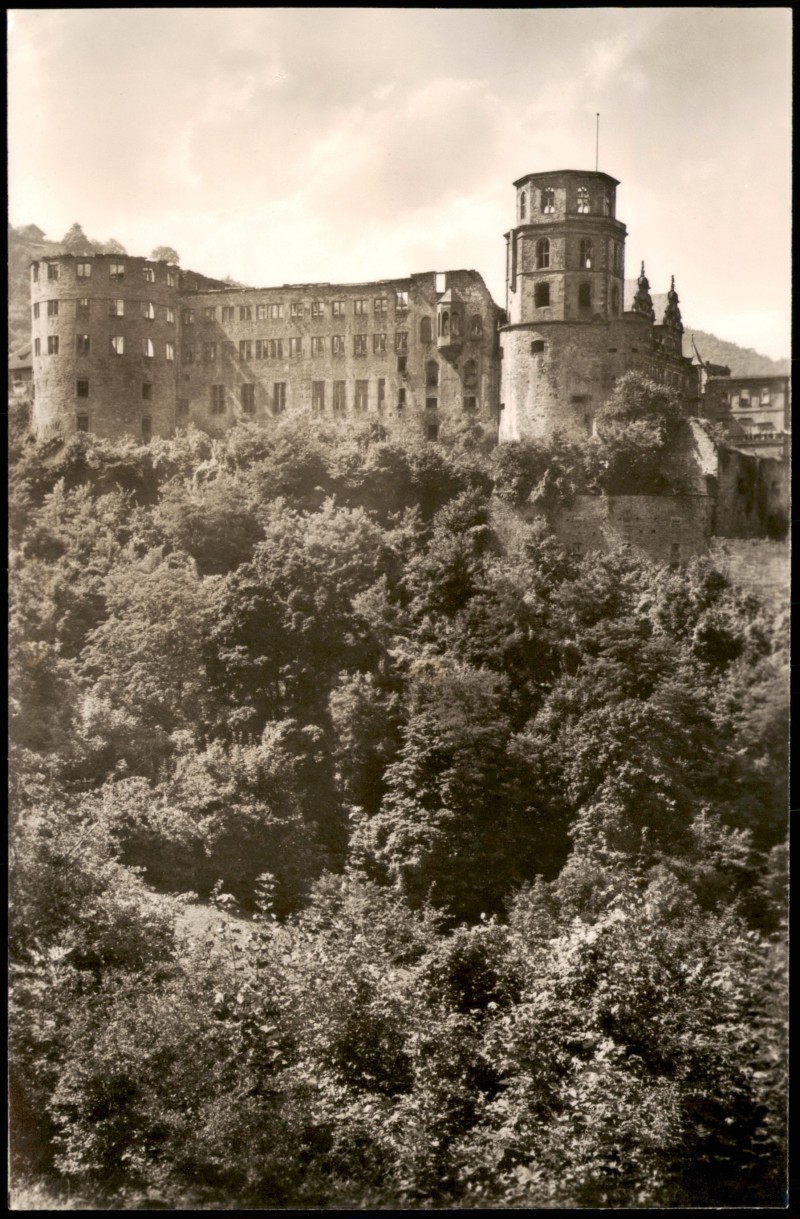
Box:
[8,8,792,357]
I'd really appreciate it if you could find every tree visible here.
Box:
[61,223,93,254]
[150,246,180,265]
[100,238,127,255]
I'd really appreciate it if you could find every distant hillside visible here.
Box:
[8,227,789,380]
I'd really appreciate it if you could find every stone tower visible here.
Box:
[499,169,693,442]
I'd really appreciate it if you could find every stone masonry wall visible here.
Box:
[534,493,714,564]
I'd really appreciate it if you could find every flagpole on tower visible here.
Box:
[596,113,600,172]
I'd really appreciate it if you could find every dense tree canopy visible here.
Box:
[8,413,787,1209]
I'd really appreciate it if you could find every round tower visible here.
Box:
[31,253,180,442]
[507,170,626,325]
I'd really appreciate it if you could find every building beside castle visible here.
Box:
[30,167,704,449]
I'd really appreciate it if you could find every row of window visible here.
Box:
[36,335,171,359]
[33,263,176,286]
[530,237,623,273]
[730,388,773,407]
[531,282,621,312]
[78,409,442,444]
[199,381,479,416]
[34,300,177,322]
[518,184,613,219]
[186,293,411,324]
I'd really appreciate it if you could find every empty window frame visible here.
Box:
[167,270,176,287]
[349,299,365,317]
[395,331,408,354]
[76,379,89,398]
[463,358,478,388]
[377,378,386,410]
[311,336,325,356]
[519,190,527,220]
[203,342,217,362]
[530,339,545,354]
[142,382,153,400]
[397,387,406,409]
[109,263,124,280]
[534,283,550,308]
[542,187,555,214]
[333,381,347,415]
[576,186,590,213]
[183,344,194,363]
[312,381,326,413]
[32,264,39,283]
[464,396,477,411]
[166,307,175,323]
[761,387,771,405]
[166,342,175,361]
[76,412,89,432]
[34,338,41,356]
[291,302,304,318]
[354,380,368,412]
[211,385,226,414]
[239,340,252,360]
[222,306,235,323]
[141,417,152,442]
[395,291,409,312]
[241,383,256,414]
[109,299,124,317]
[273,382,286,414]
[269,304,283,320]
[47,335,60,355]
[354,334,368,357]
[110,335,124,355]
[143,338,155,358]
[535,238,550,269]
[332,300,346,317]
[76,334,91,355]
[256,304,268,321]
[142,266,155,283]
[142,301,156,320]
[332,335,346,357]
[32,303,40,319]
[427,423,439,441]
[311,301,325,318]
[470,315,483,338]
[374,297,388,314]
[239,306,252,322]
[47,263,60,281]
[268,339,283,359]
[397,355,407,374]
[426,397,438,411]
[203,306,216,322]
[611,285,620,315]
[289,337,302,357]
[579,239,594,269]
[578,283,592,308]
[420,316,433,342]
[439,310,450,338]
[373,333,387,355]
[76,262,92,278]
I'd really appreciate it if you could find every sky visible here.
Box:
[7,7,792,358]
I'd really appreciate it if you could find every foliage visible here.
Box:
[7,420,787,1208]
[150,245,180,264]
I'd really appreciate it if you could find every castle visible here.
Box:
[30,168,698,445]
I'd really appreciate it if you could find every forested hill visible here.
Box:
[9,384,788,1211]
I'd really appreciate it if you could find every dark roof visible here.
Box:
[513,169,620,188]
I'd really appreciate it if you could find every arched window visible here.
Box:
[451,311,461,337]
[463,358,478,389]
[420,316,432,342]
[440,311,450,338]
[519,191,527,220]
[611,284,620,315]
[579,239,594,269]
[578,283,591,309]
[534,283,550,308]
[470,315,483,338]
[542,187,555,214]
[535,238,550,269]
[577,186,590,213]
[426,360,439,387]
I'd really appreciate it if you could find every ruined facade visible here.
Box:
[30,166,701,448]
